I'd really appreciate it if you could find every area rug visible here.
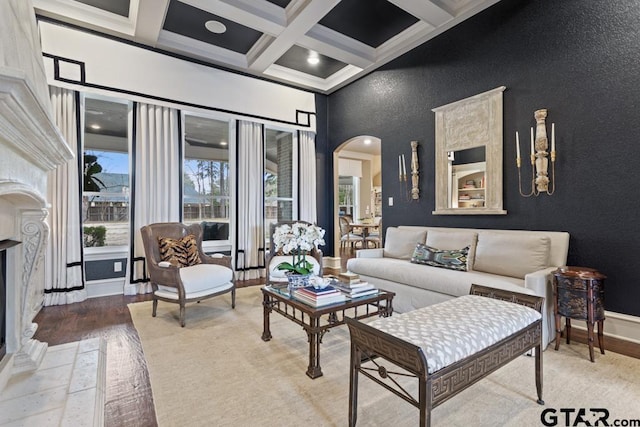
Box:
[129,287,640,427]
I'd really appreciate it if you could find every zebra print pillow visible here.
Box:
[158,234,202,268]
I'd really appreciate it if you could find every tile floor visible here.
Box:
[0,338,106,426]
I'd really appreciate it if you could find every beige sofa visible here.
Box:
[346,226,570,349]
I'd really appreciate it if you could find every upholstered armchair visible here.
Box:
[140,222,235,327]
[265,220,323,285]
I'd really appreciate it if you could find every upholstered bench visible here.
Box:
[345,285,544,427]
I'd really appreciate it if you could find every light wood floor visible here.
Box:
[31,249,354,427]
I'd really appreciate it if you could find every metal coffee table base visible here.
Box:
[261,287,394,379]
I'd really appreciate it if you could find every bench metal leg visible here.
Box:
[535,344,544,405]
[349,344,359,427]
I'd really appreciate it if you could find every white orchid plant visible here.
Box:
[272,222,325,275]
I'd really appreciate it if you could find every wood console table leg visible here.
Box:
[261,293,272,341]
[306,317,323,379]
[597,320,605,355]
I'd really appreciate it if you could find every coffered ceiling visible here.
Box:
[33,0,500,94]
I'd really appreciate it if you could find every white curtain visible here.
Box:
[298,130,317,223]
[236,120,265,280]
[130,102,181,294]
[45,87,87,306]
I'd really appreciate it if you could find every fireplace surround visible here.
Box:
[0,0,73,392]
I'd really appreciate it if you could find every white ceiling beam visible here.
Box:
[180,0,285,35]
[302,24,375,69]
[133,0,170,46]
[264,63,362,94]
[33,0,135,36]
[375,21,435,63]
[389,0,454,27]
[157,29,248,69]
[247,0,340,73]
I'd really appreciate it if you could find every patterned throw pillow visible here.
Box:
[410,243,469,271]
[158,234,202,268]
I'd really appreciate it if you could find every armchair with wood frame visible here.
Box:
[141,222,235,327]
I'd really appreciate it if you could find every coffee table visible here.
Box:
[261,285,394,379]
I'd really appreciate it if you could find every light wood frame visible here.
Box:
[432,86,507,215]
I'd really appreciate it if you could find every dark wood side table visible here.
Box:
[553,266,606,362]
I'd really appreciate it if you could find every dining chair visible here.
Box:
[339,216,364,249]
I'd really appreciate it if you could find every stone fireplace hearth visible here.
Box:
[0,0,74,392]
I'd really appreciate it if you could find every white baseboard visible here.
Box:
[86,278,125,298]
[565,310,640,344]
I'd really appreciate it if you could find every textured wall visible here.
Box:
[325,0,640,316]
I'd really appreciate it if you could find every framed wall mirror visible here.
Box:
[432,86,507,215]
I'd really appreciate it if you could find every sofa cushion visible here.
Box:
[411,244,469,271]
[156,264,233,298]
[158,234,201,267]
[425,229,478,270]
[474,232,550,279]
[347,257,526,297]
[383,227,427,259]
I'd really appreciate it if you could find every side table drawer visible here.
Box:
[557,287,604,320]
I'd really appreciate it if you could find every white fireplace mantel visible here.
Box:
[0,68,73,172]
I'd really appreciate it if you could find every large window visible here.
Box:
[264,128,296,242]
[183,114,231,242]
[82,96,131,248]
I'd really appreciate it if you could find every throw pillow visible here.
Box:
[425,229,478,270]
[158,234,202,268]
[410,244,469,271]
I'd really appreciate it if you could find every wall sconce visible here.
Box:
[516,109,556,196]
[398,141,419,200]
[410,141,419,200]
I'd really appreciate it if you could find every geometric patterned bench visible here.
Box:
[345,284,545,427]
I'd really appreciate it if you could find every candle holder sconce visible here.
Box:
[516,109,556,197]
[410,141,419,200]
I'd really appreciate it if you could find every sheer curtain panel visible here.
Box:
[45,87,86,305]
[236,120,265,280]
[298,130,317,224]
[130,102,181,294]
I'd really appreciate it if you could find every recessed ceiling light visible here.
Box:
[90,124,101,130]
[307,51,320,65]
[205,20,227,34]
[364,138,372,145]
[220,141,228,146]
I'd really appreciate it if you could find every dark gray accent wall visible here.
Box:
[325,0,640,316]
[314,94,333,257]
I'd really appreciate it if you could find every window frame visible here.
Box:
[181,110,236,254]
[80,93,133,255]
[263,125,299,244]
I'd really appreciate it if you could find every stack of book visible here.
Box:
[292,285,346,307]
[339,272,360,284]
[331,280,378,299]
